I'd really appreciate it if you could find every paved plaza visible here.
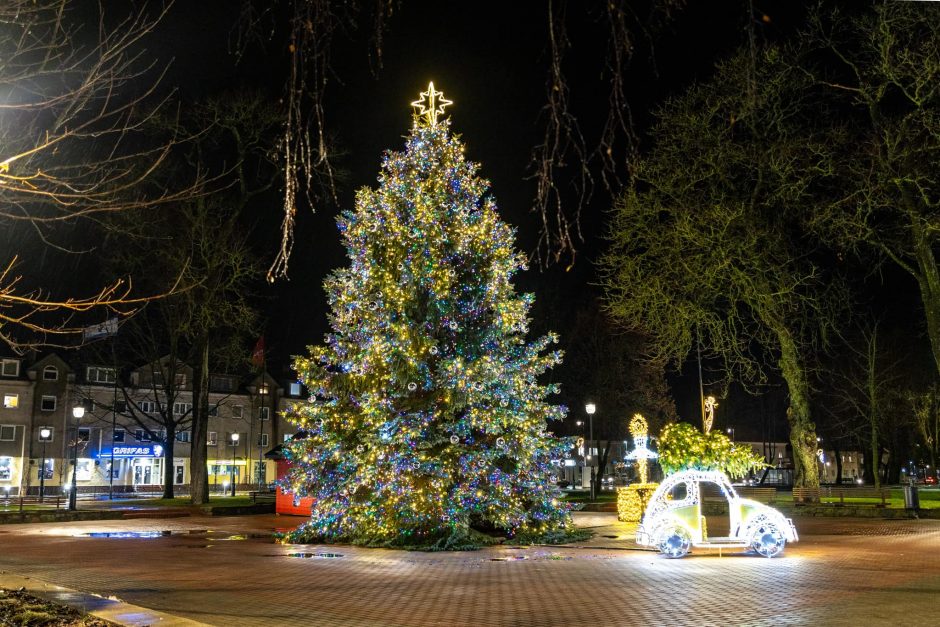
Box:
[0,512,938,626]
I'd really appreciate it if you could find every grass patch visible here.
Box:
[0,588,113,626]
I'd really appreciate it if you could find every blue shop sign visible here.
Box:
[98,445,164,459]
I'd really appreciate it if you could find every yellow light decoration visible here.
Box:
[411,81,452,126]
[703,395,718,434]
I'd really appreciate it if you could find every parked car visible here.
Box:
[635,469,798,559]
[924,475,937,486]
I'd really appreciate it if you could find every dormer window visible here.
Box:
[1,359,18,377]
[42,365,58,381]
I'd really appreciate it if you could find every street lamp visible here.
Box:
[230,433,240,497]
[585,403,596,501]
[726,427,735,442]
[69,405,85,511]
[38,427,51,503]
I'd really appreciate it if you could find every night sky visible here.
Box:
[33,1,920,439]
[146,1,817,428]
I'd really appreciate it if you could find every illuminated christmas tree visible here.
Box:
[285,83,573,548]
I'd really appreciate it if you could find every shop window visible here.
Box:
[76,459,93,481]
[175,465,185,485]
[41,396,56,412]
[0,456,11,480]
[113,429,125,443]
[2,394,18,409]
[1,359,19,377]
[0,425,14,441]
[42,365,58,381]
[38,459,53,480]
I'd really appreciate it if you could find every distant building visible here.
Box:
[0,352,305,497]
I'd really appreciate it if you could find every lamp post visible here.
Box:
[38,427,51,503]
[585,403,596,501]
[726,427,735,442]
[69,405,85,511]
[230,432,240,497]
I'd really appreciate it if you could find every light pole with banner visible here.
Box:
[69,404,85,510]
[38,427,51,502]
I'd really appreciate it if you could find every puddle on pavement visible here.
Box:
[490,556,528,562]
[286,552,344,559]
[81,531,173,539]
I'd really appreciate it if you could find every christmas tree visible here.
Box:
[284,83,574,549]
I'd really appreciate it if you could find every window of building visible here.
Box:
[232,404,243,418]
[209,405,218,417]
[38,459,53,480]
[207,431,217,446]
[258,433,269,447]
[0,456,11,481]
[42,365,58,381]
[1,359,19,377]
[175,373,187,387]
[2,394,18,409]
[284,433,293,442]
[176,431,191,443]
[135,429,151,442]
[115,400,127,413]
[78,428,90,442]
[210,375,233,392]
[113,429,125,443]
[86,367,115,384]
[289,381,302,396]
[259,407,270,421]
[173,402,192,416]
[0,425,14,441]
[38,427,53,442]
[138,401,158,414]
[175,464,185,485]
[40,395,56,412]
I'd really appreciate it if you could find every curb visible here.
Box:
[0,572,211,627]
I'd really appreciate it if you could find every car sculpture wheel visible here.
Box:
[635,469,798,559]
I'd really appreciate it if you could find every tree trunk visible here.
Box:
[776,327,820,490]
[189,336,211,504]
[162,428,175,500]
[834,444,843,485]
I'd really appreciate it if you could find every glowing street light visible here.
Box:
[230,433,240,497]
[38,427,52,502]
[585,403,596,501]
[69,404,85,511]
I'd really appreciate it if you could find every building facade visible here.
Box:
[0,353,305,497]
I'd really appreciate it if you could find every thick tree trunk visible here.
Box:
[909,200,940,381]
[162,428,175,499]
[190,337,211,504]
[776,327,819,490]
[834,444,843,485]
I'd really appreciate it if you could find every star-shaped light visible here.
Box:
[411,81,452,126]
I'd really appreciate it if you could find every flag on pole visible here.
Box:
[83,318,119,342]
[251,336,265,368]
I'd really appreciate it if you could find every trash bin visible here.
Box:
[904,484,920,509]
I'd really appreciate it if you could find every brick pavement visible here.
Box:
[0,512,938,626]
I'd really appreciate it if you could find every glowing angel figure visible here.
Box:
[625,413,658,484]
[703,395,718,434]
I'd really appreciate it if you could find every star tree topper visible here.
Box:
[411,81,452,126]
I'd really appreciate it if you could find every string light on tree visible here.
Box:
[283,83,574,549]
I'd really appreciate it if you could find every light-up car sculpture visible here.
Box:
[635,469,798,558]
